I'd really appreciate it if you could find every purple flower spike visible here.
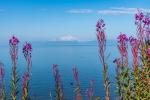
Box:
[117,33,128,59]
[96,19,105,32]
[86,80,95,100]
[135,10,144,21]
[96,19,106,64]
[129,36,139,70]
[9,35,19,65]
[73,66,79,83]
[9,36,19,46]
[52,64,64,99]
[117,34,128,43]
[23,42,32,71]
[23,42,32,53]
[143,14,150,25]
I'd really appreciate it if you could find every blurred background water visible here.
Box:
[0,40,127,100]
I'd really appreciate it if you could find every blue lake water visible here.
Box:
[0,41,123,100]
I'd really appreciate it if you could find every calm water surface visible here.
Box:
[0,41,121,100]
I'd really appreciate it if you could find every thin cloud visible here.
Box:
[97,10,134,15]
[66,9,93,14]
[59,35,78,41]
[111,7,150,12]
[66,7,150,15]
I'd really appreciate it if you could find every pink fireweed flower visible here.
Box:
[129,36,139,47]
[96,19,106,63]
[85,80,95,100]
[9,36,20,100]
[117,33,128,59]
[23,42,32,72]
[96,19,105,31]
[135,11,150,45]
[9,36,19,64]
[135,11,144,21]
[23,42,32,53]
[129,36,139,70]
[52,64,62,84]
[143,14,150,26]
[117,34,128,43]
[9,36,19,46]
[96,19,110,98]
[52,64,64,99]
[73,67,79,83]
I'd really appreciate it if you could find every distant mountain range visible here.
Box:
[0,40,117,47]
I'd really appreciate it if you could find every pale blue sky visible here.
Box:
[0,0,150,43]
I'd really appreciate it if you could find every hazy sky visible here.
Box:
[0,0,150,42]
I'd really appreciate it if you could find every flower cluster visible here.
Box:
[117,34,128,43]
[9,36,19,64]
[23,42,32,72]
[96,19,106,64]
[135,11,144,21]
[143,14,150,25]
[96,19,110,100]
[96,19,106,41]
[115,34,131,99]
[135,11,150,45]
[22,42,32,100]
[96,19,105,32]
[117,33,128,59]
[9,36,20,100]
[9,36,19,46]
[23,43,32,54]
[129,36,139,70]
[129,36,139,47]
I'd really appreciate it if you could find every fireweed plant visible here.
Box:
[114,34,132,99]
[52,64,64,100]
[113,10,150,100]
[132,10,150,99]
[22,42,32,100]
[9,36,20,100]
[0,10,149,100]
[85,80,95,100]
[0,62,5,99]
[73,67,82,100]
[96,19,110,100]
